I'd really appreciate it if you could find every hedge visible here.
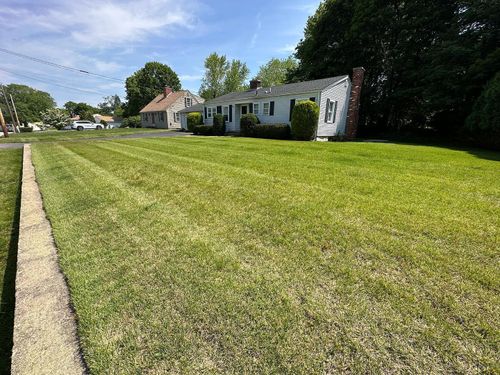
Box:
[19,127,33,133]
[193,125,213,135]
[253,124,291,139]
[187,112,203,132]
[121,115,141,128]
[291,100,320,140]
[213,114,226,136]
[240,113,259,136]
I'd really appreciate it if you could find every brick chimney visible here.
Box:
[345,67,365,139]
[249,79,262,90]
[163,86,173,98]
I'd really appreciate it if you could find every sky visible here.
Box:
[0,0,320,107]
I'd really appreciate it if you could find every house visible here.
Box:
[140,87,204,129]
[93,114,122,129]
[179,103,204,130]
[202,67,365,139]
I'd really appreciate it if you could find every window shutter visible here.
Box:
[309,97,316,102]
[289,99,296,121]
[217,106,222,114]
[249,103,253,113]
[325,99,330,122]
[270,101,275,116]
[332,101,338,123]
[229,105,233,122]
[204,107,207,119]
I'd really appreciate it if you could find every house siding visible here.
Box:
[141,92,203,129]
[317,78,351,137]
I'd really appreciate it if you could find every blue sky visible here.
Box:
[0,0,320,107]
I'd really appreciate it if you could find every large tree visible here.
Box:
[0,84,55,123]
[125,62,181,115]
[200,53,249,99]
[40,108,70,130]
[291,0,500,136]
[97,95,122,115]
[256,57,298,87]
[64,101,98,117]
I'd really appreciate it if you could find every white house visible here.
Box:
[179,102,204,130]
[140,87,204,129]
[202,67,365,139]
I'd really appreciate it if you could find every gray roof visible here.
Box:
[205,76,348,105]
[178,102,204,114]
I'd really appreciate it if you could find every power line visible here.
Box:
[0,67,110,96]
[0,47,124,82]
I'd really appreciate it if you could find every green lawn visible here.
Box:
[31,137,499,373]
[0,149,22,374]
[0,128,169,143]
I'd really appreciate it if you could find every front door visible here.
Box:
[241,105,248,115]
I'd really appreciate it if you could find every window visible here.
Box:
[326,99,337,123]
[223,106,229,121]
[263,102,270,116]
[253,103,260,114]
[160,112,164,121]
[207,107,213,118]
[174,112,180,122]
[185,97,192,108]
[152,113,156,124]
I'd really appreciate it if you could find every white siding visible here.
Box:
[317,78,351,137]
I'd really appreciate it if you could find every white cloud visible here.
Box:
[180,74,203,81]
[249,13,262,49]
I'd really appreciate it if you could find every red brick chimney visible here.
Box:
[163,86,173,98]
[249,79,262,90]
[345,67,365,139]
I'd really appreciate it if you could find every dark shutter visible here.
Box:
[289,99,296,121]
[332,101,338,123]
[249,103,253,113]
[229,105,233,122]
[204,106,208,119]
[325,99,330,122]
[217,106,222,114]
[309,97,316,102]
[270,101,275,116]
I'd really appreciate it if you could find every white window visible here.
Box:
[326,100,337,123]
[207,107,213,118]
[253,103,260,114]
[223,106,229,121]
[263,102,270,116]
[174,112,180,122]
[185,97,192,108]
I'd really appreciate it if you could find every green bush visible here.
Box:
[213,114,226,136]
[19,127,33,133]
[187,112,203,132]
[100,119,108,128]
[240,113,260,136]
[122,115,141,128]
[193,125,213,135]
[253,124,291,139]
[291,100,320,140]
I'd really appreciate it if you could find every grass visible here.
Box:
[0,128,169,143]
[31,137,499,373]
[0,148,22,374]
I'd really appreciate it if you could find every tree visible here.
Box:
[98,95,122,115]
[125,62,181,115]
[224,60,250,93]
[291,100,319,140]
[64,101,98,117]
[40,108,70,130]
[0,84,55,123]
[256,57,298,87]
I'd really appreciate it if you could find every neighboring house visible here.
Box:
[179,103,204,131]
[202,67,365,139]
[93,114,122,129]
[140,87,204,129]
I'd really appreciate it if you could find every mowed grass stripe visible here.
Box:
[31,138,499,374]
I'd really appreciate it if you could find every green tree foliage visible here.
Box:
[291,100,319,140]
[121,115,141,128]
[240,113,259,137]
[256,57,298,87]
[98,95,122,115]
[187,112,203,132]
[200,53,250,99]
[40,108,70,130]
[63,101,98,118]
[1,84,55,123]
[291,0,500,136]
[125,62,181,115]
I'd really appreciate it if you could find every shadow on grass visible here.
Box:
[0,171,21,375]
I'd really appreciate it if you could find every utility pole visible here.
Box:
[0,85,16,131]
[10,94,21,132]
[0,107,8,138]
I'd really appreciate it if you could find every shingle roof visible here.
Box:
[140,91,187,113]
[205,76,348,105]
[178,102,204,114]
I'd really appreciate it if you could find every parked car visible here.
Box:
[70,120,103,131]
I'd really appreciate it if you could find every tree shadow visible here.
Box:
[0,170,21,375]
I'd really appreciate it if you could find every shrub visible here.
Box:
[291,100,320,140]
[100,119,108,128]
[193,125,213,135]
[253,124,291,139]
[122,115,141,128]
[19,127,33,133]
[213,114,226,136]
[240,113,259,136]
[187,112,203,132]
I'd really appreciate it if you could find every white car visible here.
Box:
[71,120,103,131]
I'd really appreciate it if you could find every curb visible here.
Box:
[11,144,86,375]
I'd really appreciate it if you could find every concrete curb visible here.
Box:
[12,144,86,375]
